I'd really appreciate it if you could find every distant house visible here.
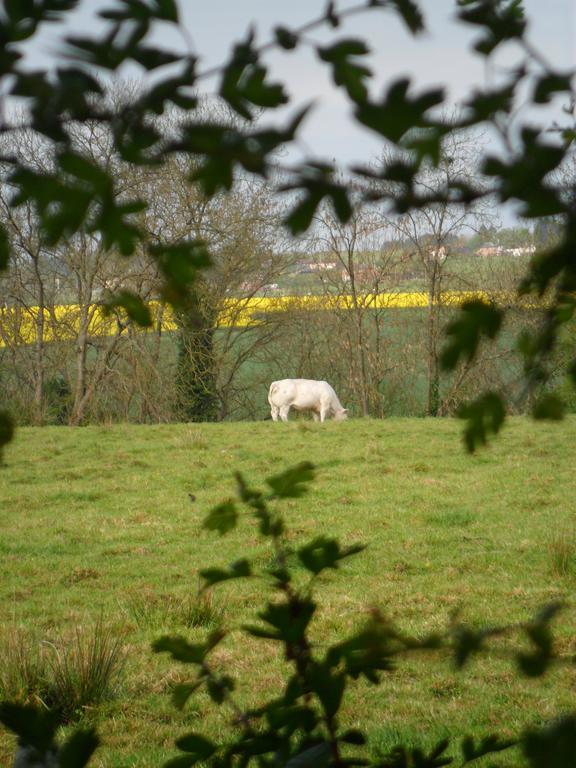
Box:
[309,261,337,271]
[476,244,503,257]
[341,266,384,285]
[504,246,536,257]
[238,280,261,294]
[476,244,536,258]
[429,246,448,262]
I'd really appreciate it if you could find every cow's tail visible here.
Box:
[268,382,278,399]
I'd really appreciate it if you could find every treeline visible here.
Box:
[0,98,569,425]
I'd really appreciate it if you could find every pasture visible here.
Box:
[1,417,575,766]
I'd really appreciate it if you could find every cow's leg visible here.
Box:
[271,405,280,422]
[319,405,328,422]
[279,405,291,422]
[311,411,320,422]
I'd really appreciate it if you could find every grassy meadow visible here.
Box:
[1,417,575,766]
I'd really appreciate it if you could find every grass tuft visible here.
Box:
[425,510,474,528]
[548,528,576,577]
[44,620,124,723]
[0,627,49,704]
[123,590,223,630]
[61,567,100,585]
[0,621,123,723]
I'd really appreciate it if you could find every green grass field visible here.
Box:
[1,417,575,766]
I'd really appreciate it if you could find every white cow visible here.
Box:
[268,379,348,423]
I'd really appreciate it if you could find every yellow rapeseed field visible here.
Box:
[0,291,495,347]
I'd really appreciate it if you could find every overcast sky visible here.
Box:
[16,0,576,168]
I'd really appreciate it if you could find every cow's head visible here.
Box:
[334,408,348,421]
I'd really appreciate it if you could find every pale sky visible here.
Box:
[14,0,576,167]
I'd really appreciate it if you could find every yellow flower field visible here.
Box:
[0,290,499,347]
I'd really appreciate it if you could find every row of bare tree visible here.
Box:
[0,98,552,424]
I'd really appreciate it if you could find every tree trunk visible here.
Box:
[426,264,440,417]
[176,288,219,422]
[31,257,45,425]
[69,322,89,426]
[348,253,370,417]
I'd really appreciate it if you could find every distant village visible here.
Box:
[235,230,540,298]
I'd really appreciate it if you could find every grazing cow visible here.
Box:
[268,379,348,423]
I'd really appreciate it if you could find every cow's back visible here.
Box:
[269,379,322,406]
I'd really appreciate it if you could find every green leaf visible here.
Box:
[241,64,288,109]
[274,26,298,50]
[143,60,197,114]
[441,300,503,370]
[286,742,331,767]
[461,734,515,763]
[0,703,59,752]
[203,501,238,536]
[103,291,152,328]
[452,626,485,669]
[152,632,224,664]
[389,0,426,34]
[266,702,317,734]
[325,0,339,28]
[355,78,444,142]
[319,40,370,60]
[59,150,112,194]
[172,681,204,710]
[163,756,198,768]
[151,0,179,23]
[482,128,566,216]
[285,189,325,235]
[254,597,316,643]
[317,38,372,102]
[532,393,565,421]
[465,82,515,121]
[522,714,576,767]
[235,471,264,506]
[533,72,574,104]
[266,461,315,498]
[200,558,252,587]
[151,241,211,303]
[458,393,506,453]
[58,728,99,768]
[132,45,180,71]
[298,537,365,575]
[339,729,366,745]
[206,674,234,704]
[308,663,346,719]
[457,0,526,55]
[517,602,563,678]
[327,614,398,681]
[175,733,217,759]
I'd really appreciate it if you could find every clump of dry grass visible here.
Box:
[0,627,49,705]
[44,620,124,722]
[0,621,124,723]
